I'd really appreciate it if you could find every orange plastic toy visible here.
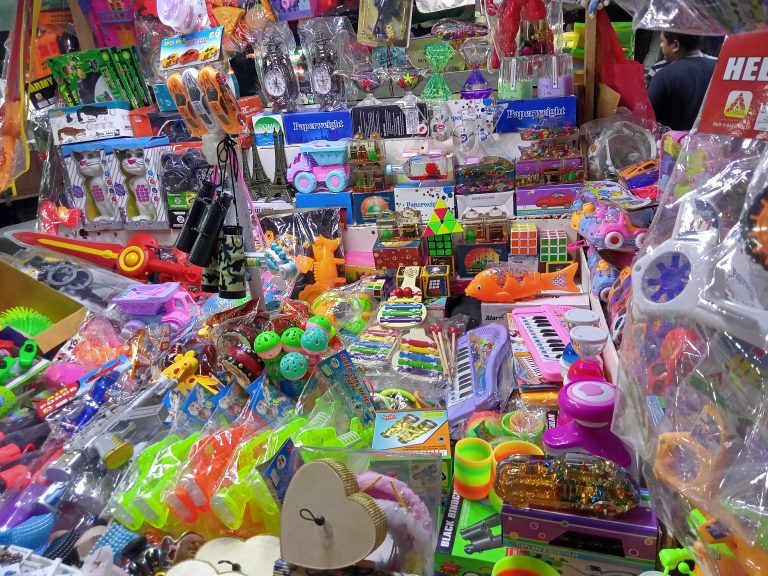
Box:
[466,262,579,303]
[297,236,346,304]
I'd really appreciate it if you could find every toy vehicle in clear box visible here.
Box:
[515,155,585,187]
[287,140,349,193]
[113,282,196,331]
[578,202,652,251]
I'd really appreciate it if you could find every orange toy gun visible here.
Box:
[12,231,201,287]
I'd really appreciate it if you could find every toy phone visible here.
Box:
[198,67,243,134]
[181,69,218,133]
[654,404,729,498]
[166,73,206,137]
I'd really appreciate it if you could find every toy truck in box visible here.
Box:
[287,140,349,193]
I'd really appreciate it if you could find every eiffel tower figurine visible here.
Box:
[266,128,294,203]
[242,136,271,199]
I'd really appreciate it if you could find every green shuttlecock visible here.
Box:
[0,306,53,336]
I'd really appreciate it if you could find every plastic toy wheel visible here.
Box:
[604,231,625,249]
[325,169,347,193]
[0,387,17,418]
[599,286,611,302]
[635,231,648,249]
[294,172,317,194]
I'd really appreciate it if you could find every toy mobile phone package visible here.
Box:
[112,137,172,230]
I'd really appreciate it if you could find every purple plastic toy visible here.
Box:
[542,379,631,468]
[113,282,196,331]
[287,141,349,194]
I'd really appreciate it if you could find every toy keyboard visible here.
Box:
[511,305,571,382]
[447,323,509,423]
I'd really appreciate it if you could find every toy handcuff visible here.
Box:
[160,151,211,195]
[35,261,107,308]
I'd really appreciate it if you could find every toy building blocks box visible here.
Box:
[49,102,134,145]
[455,190,515,220]
[495,96,577,134]
[352,191,396,224]
[295,191,354,224]
[0,260,86,356]
[282,109,353,145]
[373,239,423,270]
[435,489,507,576]
[515,184,580,216]
[455,242,509,277]
[501,503,659,576]
[394,186,456,223]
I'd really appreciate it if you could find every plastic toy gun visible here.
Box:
[12,231,202,287]
[113,433,200,531]
[45,351,199,483]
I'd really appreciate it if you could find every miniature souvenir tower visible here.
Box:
[267,129,294,203]
[423,198,462,267]
[539,229,569,268]
[510,221,538,256]
[349,132,386,193]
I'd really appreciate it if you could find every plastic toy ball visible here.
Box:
[253,331,282,360]
[280,352,308,380]
[306,315,334,337]
[281,327,305,353]
[301,327,329,355]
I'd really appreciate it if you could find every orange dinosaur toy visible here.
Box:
[297,236,346,304]
[466,262,579,302]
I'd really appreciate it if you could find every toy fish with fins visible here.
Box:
[466,262,579,302]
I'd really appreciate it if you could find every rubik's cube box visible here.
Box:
[501,503,659,576]
[435,489,506,576]
[373,409,452,501]
[515,184,580,216]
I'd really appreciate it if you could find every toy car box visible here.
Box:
[49,101,134,145]
[435,489,507,576]
[515,184,580,216]
[501,500,659,576]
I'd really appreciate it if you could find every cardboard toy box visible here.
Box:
[372,239,423,271]
[0,260,86,356]
[282,109,353,145]
[373,409,452,501]
[455,191,515,220]
[515,184,580,217]
[351,103,429,139]
[49,101,134,145]
[501,503,659,576]
[295,192,354,224]
[455,241,509,277]
[394,186,455,223]
[495,96,577,134]
[435,489,506,576]
[352,190,396,224]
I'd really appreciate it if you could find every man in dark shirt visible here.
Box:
[647,32,717,130]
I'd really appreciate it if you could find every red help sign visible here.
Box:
[699,31,768,139]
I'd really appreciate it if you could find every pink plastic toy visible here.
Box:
[113,282,196,331]
[287,141,349,193]
[578,204,651,251]
[565,326,608,385]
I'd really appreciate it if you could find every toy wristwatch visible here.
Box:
[198,67,244,134]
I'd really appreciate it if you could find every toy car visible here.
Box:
[579,204,651,251]
[536,192,573,209]
[199,45,218,60]
[287,141,349,193]
[113,282,197,332]
[587,247,619,302]
[161,53,179,68]
[619,159,659,190]
[179,49,200,65]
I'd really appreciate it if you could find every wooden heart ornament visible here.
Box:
[280,459,387,570]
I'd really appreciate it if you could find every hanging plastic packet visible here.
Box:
[252,22,301,113]
[357,0,415,48]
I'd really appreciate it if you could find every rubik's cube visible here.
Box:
[426,234,453,258]
[539,229,568,263]
[510,221,538,256]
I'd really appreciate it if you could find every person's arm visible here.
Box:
[647,70,669,125]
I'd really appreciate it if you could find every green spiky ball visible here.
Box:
[0,306,53,336]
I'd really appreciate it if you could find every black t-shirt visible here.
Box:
[648,53,717,130]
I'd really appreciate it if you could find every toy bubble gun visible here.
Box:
[165,423,251,524]
[121,433,200,529]
[64,370,121,432]
[112,434,186,531]
[12,231,202,287]
[210,418,306,531]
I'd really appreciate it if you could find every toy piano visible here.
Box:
[511,305,571,382]
[447,323,510,423]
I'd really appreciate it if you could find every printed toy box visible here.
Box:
[373,239,423,270]
[62,140,124,232]
[515,184,580,216]
[352,190,396,224]
[351,103,429,139]
[455,191,515,220]
[283,109,353,145]
[49,102,134,145]
[394,186,455,223]
[455,242,509,277]
[111,138,171,230]
[495,96,577,134]
[295,192,354,224]
[435,490,506,576]
[501,502,659,576]
[373,409,452,500]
